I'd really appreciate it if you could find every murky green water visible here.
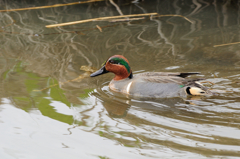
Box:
[1,0,240,158]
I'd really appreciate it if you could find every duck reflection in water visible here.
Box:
[91,90,204,118]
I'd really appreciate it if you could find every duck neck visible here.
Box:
[113,71,133,81]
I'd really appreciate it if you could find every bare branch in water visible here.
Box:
[0,23,120,36]
[0,0,103,12]
[213,42,240,47]
[109,0,124,16]
[96,25,102,32]
[45,13,158,28]
[109,17,145,22]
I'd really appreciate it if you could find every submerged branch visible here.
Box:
[1,20,16,28]
[0,0,103,12]
[45,13,158,28]
[33,66,97,92]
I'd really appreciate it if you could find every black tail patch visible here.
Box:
[177,73,200,78]
[186,87,192,95]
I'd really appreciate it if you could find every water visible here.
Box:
[0,0,240,158]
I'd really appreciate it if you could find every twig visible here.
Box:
[213,42,240,47]
[0,23,119,36]
[109,17,145,22]
[109,0,123,16]
[154,14,193,23]
[96,25,102,32]
[0,0,103,12]
[46,13,158,28]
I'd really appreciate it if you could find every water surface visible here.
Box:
[0,0,240,158]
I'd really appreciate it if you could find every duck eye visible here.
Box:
[109,59,120,65]
[109,60,115,64]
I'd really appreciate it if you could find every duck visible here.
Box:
[90,55,215,98]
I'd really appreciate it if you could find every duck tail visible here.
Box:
[185,81,217,96]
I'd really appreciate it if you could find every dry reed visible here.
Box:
[0,0,103,12]
[213,42,240,47]
[45,13,158,28]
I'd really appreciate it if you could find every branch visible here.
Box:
[46,13,158,28]
[214,42,240,47]
[0,0,103,12]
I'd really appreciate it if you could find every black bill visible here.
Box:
[90,65,109,77]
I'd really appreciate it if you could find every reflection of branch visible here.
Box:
[154,14,193,23]
[46,13,158,28]
[137,27,162,47]
[0,30,84,36]
[222,0,230,27]
[134,3,147,13]
[188,0,202,16]
[0,0,103,12]
[154,19,176,55]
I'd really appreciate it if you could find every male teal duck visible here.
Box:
[90,55,215,98]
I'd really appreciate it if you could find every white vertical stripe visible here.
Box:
[126,82,133,94]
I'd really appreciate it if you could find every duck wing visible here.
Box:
[139,72,204,84]
[143,76,185,84]
[133,72,215,96]
[143,75,214,95]
[138,72,200,78]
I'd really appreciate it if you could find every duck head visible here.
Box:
[90,55,133,81]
